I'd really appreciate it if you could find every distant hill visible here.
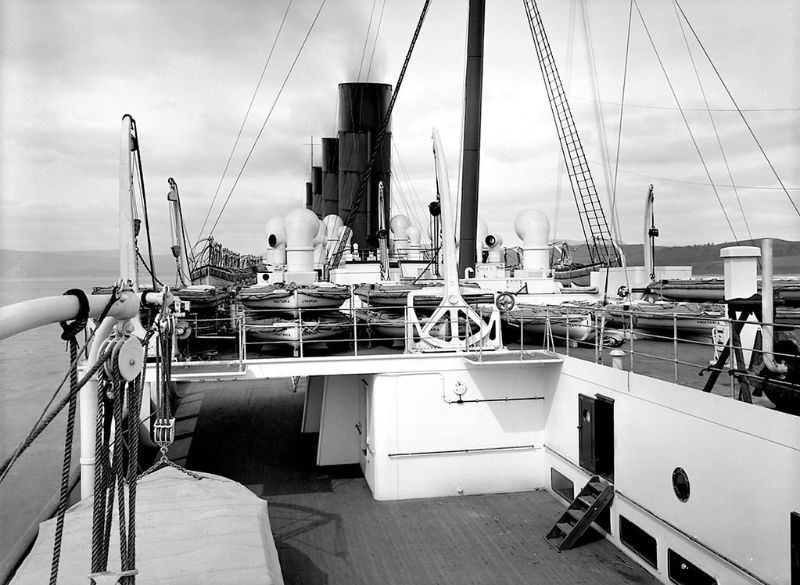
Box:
[1,238,798,279]
[564,238,800,276]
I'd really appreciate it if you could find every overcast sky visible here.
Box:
[1,0,798,258]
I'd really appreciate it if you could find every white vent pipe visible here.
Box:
[284,208,320,273]
[264,216,286,266]
[514,209,550,271]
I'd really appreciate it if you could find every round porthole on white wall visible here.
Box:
[672,467,690,502]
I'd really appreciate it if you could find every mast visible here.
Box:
[457,0,486,277]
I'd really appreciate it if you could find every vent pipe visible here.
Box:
[265,216,286,267]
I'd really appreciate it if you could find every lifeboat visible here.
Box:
[237,282,350,315]
[245,311,351,349]
[503,305,595,345]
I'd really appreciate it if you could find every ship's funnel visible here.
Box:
[265,216,286,266]
[337,83,392,250]
[321,138,340,216]
[284,208,320,277]
[476,218,488,264]
[485,233,504,263]
[514,209,550,272]
[390,214,411,257]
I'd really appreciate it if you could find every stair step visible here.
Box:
[576,495,595,508]
[565,509,584,523]
[556,522,573,535]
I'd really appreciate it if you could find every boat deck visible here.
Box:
[168,379,658,585]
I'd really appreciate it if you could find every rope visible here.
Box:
[130,119,158,290]
[48,336,79,585]
[196,0,294,244]
[0,344,114,485]
[206,0,327,240]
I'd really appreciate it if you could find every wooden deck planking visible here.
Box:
[170,380,657,585]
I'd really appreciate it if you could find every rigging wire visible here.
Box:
[632,0,739,241]
[196,0,294,244]
[552,0,579,243]
[587,158,800,191]
[207,0,327,240]
[366,0,387,80]
[580,0,624,244]
[392,141,429,229]
[673,0,800,219]
[610,0,633,243]
[672,0,752,240]
[569,94,800,113]
[357,0,379,82]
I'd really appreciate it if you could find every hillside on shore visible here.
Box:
[564,238,800,276]
[1,238,798,279]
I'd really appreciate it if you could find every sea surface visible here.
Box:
[0,276,113,568]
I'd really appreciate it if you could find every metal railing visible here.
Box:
[170,291,798,404]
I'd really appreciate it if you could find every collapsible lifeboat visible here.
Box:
[237,282,350,315]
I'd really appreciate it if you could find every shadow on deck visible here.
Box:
[168,379,658,585]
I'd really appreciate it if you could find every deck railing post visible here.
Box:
[298,305,304,359]
[673,314,679,383]
[629,312,635,372]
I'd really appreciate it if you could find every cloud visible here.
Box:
[1,0,798,259]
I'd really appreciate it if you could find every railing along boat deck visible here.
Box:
[172,300,797,411]
[167,378,659,585]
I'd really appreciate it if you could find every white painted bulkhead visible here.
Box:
[545,356,800,585]
[302,349,798,584]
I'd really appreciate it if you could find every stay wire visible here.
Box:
[207,0,327,239]
[610,0,633,226]
[672,0,752,240]
[673,0,800,219]
[196,0,294,243]
[357,0,379,81]
[366,0,387,80]
[632,0,739,241]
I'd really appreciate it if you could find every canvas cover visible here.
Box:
[11,467,284,584]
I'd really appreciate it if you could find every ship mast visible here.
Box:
[457,0,486,277]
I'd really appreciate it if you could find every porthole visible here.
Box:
[672,467,690,502]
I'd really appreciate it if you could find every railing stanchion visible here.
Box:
[673,314,679,383]
[351,287,358,357]
[298,306,304,359]
[629,312,635,372]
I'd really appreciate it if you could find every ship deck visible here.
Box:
[167,378,659,585]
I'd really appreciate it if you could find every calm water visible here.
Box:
[0,276,113,566]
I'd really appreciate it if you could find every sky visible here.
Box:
[1,0,798,259]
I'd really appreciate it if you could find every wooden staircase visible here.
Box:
[546,476,614,551]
